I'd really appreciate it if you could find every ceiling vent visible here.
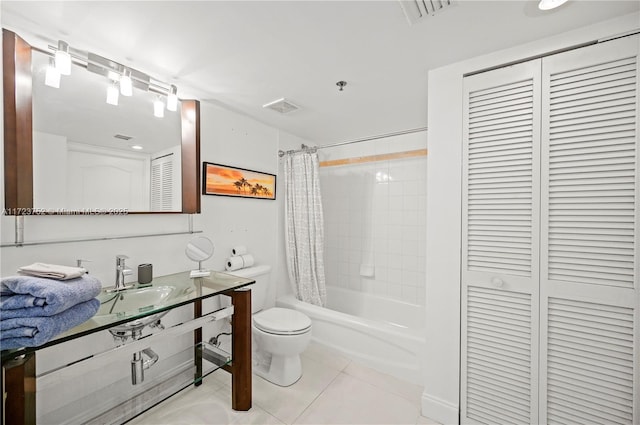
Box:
[263,98,300,114]
[398,0,454,26]
[114,134,133,141]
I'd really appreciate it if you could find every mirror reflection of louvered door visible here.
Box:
[539,35,639,425]
[462,34,639,425]
[461,60,542,425]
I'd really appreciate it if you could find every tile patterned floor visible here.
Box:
[129,342,442,425]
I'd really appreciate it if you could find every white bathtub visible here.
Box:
[276,286,426,385]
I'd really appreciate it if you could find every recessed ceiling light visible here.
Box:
[538,0,568,10]
[131,145,143,150]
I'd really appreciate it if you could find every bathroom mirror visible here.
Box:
[186,236,214,277]
[3,29,201,215]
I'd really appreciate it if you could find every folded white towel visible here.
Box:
[18,263,87,281]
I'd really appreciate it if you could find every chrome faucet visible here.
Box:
[115,255,133,290]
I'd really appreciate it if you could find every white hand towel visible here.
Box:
[17,263,87,281]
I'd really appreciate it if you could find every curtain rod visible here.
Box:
[278,126,428,157]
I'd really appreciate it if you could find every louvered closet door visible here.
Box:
[462,60,541,425]
[540,35,639,425]
[150,153,177,211]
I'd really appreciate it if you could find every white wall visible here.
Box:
[423,12,640,424]
[196,101,279,306]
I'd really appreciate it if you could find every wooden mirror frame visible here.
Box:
[2,29,201,215]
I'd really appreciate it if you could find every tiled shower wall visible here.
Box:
[320,131,427,306]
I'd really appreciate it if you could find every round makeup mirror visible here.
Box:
[185,236,214,277]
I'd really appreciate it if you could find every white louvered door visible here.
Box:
[461,60,541,425]
[540,35,639,425]
[462,34,639,425]
[150,153,176,211]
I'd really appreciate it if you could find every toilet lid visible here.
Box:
[253,308,312,335]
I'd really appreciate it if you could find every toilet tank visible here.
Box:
[227,265,271,313]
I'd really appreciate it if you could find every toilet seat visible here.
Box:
[253,308,311,336]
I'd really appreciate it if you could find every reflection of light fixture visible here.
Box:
[154,97,165,117]
[538,0,568,10]
[55,40,71,75]
[120,69,133,96]
[106,82,119,106]
[45,57,61,88]
[167,84,178,111]
[186,107,196,122]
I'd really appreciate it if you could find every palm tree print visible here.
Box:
[239,178,250,194]
[206,164,274,198]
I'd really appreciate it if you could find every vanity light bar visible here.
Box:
[40,42,179,111]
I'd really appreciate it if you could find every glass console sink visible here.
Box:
[1,270,256,423]
[96,284,195,336]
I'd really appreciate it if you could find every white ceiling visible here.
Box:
[2,1,638,145]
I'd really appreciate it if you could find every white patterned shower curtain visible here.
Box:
[284,151,326,307]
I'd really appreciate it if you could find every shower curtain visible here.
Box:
[284,151,326,307]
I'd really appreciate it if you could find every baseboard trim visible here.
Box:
[421,392,459,425]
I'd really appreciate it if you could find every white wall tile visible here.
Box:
[401,285,419,304]
[318,132,426,306]
[388,225,403,240]
[387,283,403,301]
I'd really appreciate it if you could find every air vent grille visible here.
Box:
[263,98,300,114]
[398,0,454,25]
[114,134,133,141]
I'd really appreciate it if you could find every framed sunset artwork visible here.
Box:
[202,162,276,200]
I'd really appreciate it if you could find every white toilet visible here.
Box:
[230,265,312,386]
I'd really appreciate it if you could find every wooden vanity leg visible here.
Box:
[229,289,251,411]
[2,353,36,425]
[194,298,203,386]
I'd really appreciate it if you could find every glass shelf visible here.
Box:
[196,341,232,385]
[36,340,231,424]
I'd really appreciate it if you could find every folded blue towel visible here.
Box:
[2,326,38,338]
[1,294,45,309]
[0,275,102,319]
[0,298,100,349]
